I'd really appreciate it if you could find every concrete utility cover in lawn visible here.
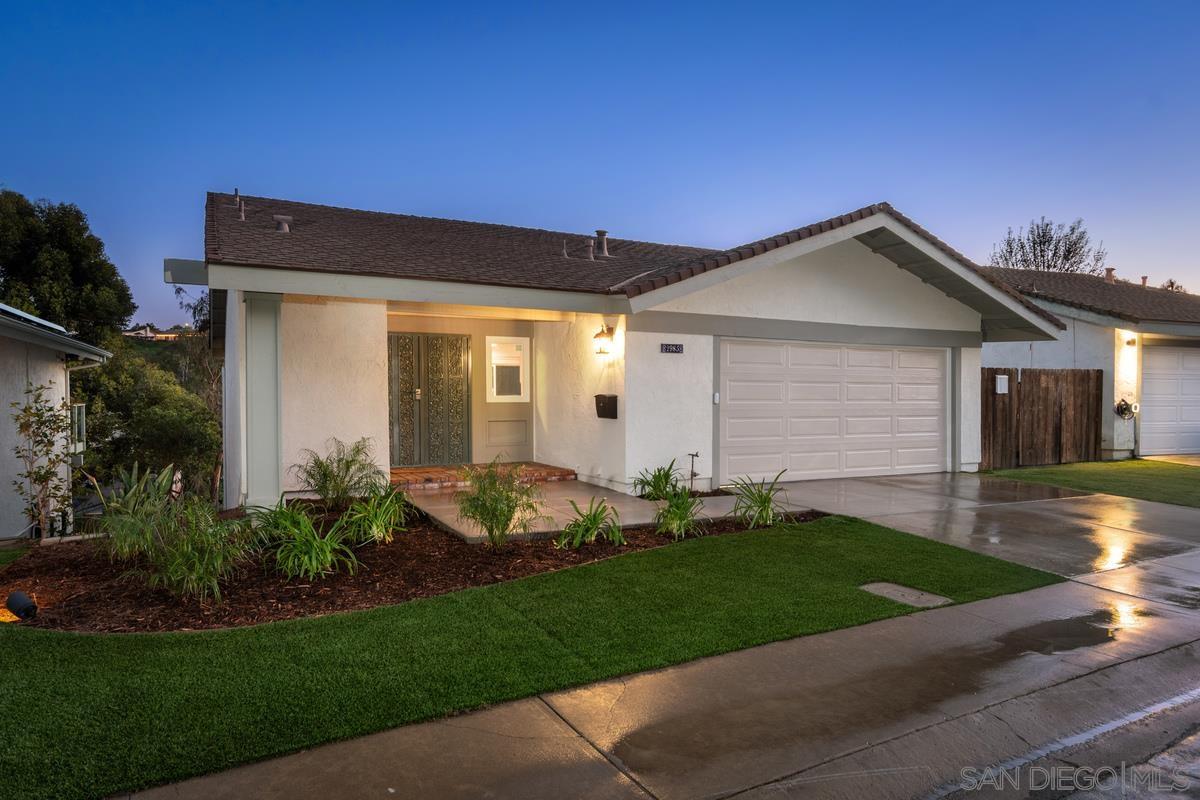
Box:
[860,582,952,608]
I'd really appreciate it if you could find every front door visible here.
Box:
[388,333,471,466]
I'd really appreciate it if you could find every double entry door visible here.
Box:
[388,333,470,466]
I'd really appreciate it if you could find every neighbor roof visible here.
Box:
[204,193,1060,330]
[984,268,1200,325]
[0,303,110,361]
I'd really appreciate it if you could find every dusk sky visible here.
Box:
[3,1,1198,325]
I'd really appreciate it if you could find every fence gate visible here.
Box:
[981,368,1103,470]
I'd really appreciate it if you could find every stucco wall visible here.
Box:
[981,306,1133,457]
[652,238,982,332]
[533,315,626,489]
[0,338,67,538]
[386,315,534,463]
[280,296,390,492]
[624,331,714,489]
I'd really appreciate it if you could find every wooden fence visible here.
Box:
[981,368,1104,470]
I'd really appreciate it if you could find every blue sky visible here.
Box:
[2,1,1198,324]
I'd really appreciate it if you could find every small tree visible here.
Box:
[1161,278,1188,293]
[990,217,1108,275]
[10,382,74,537]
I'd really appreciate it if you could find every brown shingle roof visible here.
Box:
[205,193,715,294]
[204,193,1060,328]
[984,267,1200,325]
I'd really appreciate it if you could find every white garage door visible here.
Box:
[1140,347,1200,455]
[718,339,948,482]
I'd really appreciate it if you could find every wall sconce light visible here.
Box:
[593,325,614,356]
[1125,337,1137,346]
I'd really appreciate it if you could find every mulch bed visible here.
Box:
[0,512,824,634]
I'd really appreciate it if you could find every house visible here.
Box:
[983,267,1200,459]
[165,193,1063,509]
[123,324,184,341]
[0,303,110,538]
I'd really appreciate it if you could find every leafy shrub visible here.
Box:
[290,437,386,511]
[654,486,704,540]
[456,460,543,548]
[98,494,251,602]
[555,497,624,549]
[141,498,252,603]
[631,459,683,500]
[251,501,358,580]
[729,470,789,528]
[343,486,410,545]
[89,462,175,517]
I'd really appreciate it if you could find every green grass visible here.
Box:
[994,459,1200,508]
[0,544,27,568]
[0,517,1059,799]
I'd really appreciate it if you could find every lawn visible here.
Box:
[0,545,26,567]
[0,516,1059,799]
[994,459,1200,508]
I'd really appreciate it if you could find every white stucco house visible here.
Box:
[166,193,1064,509]
[984,267,1200,459]
[0,303,110,539]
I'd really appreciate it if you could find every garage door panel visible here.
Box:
[845,382,893,402]
[787,345,841,368]
[726,417,785,441]
[1140,346,1200,455]
[789,417,840,437]
[726,379,785,403]
[789,382,841,402]
[846,348,893,369]
[719,340,947,482]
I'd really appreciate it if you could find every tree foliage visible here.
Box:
[990,217,1108,275]
[73,348,220,494]
[0,190,136,345]
[10,382,74,536]
[1161,278,1188,293]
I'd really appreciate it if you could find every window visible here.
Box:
[486,336,529,402]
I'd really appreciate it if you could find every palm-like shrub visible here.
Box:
[654,486,704,540]
[343,486,410,545]
[88,462,176,517]
[729,470,789,528]
[456,460,543,548]
[142,498,253,602]
[555,497,624,549]
[631,460,683,500]
[290,437,386,511]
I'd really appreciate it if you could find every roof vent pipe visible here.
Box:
[1141,275,1149,287]
[596,229,610,257]
[233,187,240,205]
[273,214,293,233]
[238,200,245,221]
[562,240,569,258]
[1104,267,1116,284]
[585,238,595,261]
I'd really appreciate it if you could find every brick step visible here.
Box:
[391,462,576,492]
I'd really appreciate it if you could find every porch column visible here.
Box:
[244,292,282,506]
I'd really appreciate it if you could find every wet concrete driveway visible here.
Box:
[782,473,1200,577]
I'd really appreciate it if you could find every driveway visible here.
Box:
[1145,454,1200,467]
[134,474,1200,800]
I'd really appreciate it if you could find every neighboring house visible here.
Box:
[165,193,1063,509]
[983,267,1200,458]
[0,303,110,538]
[123,324,183,341]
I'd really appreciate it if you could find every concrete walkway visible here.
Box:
[407,479,805,543]
[134,474,1200,800]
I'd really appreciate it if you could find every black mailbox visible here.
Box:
[594,394,618,419]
